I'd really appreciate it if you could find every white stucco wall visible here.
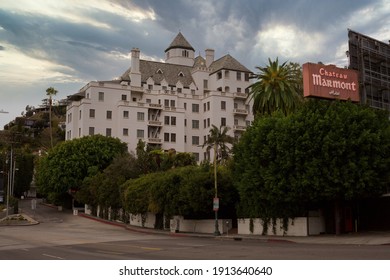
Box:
[129,212,156,228]
[170,216,232,234]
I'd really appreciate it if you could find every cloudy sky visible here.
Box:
[1,0,389,128]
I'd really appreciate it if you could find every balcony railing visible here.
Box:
[233,109,248,115]
[233,92,248,99]
[148,138,162,144]
[148,120,162,126]
[233,125,247,131]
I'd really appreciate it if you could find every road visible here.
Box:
[1,199,389,260]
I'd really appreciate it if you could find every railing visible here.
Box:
[233,125,247,131]
[148,120,162,126]
[233,109,248,115]
[234,92,248,99]
[148,138,162,144]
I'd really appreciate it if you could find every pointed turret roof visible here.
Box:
[165,32,195,52]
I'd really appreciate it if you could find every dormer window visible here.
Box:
[156,69,163,74]
[178,72,184,77]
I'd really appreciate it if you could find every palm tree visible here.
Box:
[248,58,302,116]
[202,124,234,235]
[46,87,57,148]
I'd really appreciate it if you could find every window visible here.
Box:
[203,103,207,112]
[98,92,104,101]
[203,79,208,89]
[245,88,249,94]
[79,110,81,120]
[164,133,170,142]
[137,129,144,138]
[164,99,169,107]
[207,118,210,127]
[221,101,226,110]
[123,111,129,118]
[192,136,199,145]
[184,135,187,143]
[184,119,187,127]
[106,128,112,137]
[237,87,242,93]
[204,119,207,128]
[89,109,95,118]
[234,118,239,125]
[245,73,250,81]
[221,117,226,127]
[170,100,175,107]
[225,86,230,92]
[146,99,151,103]
[184,103,187,110]
[148,84,153,90]
[225,70,230,79]
[171,133,176,143]
[123,128,129,136]
[121,94,127,101]
[68,113,72,123]
[217,72,222,80]
[137,112,144,121]
[132,97,137,102]
[177,88,182,93]
[182,50,189,57]
[192,103,199,113]
[191,89,195,95]
[192,120,199,129]
[171,116,176,126]
[106,110,112,120]
[236,72,241,80]
[234,103,238,109]
[164,116,170,125]
[89,127,95,135]
[207,102,210,111]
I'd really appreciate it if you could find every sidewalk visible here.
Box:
[77,212,390,246]
[8,201,390,246]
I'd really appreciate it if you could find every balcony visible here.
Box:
[148,120,162,127]
[147,138,162,144]
[148,103,162,109]
[233,92,248,99]
[233,125,247,131]
[233,108,248,115]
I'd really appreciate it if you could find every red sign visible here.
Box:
[303,63,359,102]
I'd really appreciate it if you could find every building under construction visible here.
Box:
[348,29,390,111]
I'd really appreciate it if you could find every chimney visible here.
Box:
[131,48,140,73]
[205,49,214,68]
[130,48,141,87]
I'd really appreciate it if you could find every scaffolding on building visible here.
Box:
[348,29,390,111]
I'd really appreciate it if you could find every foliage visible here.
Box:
[122,165,237,219]
[233,99,390,222]
[35,135,128,203]
[248,58,302,116]
[202,125,234,164]
[76,153,139,213]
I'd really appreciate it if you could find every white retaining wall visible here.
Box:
[170,216,232,234]
[238,216,325,236]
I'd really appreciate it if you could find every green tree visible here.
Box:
[202,124,234,235]
[248,58,302,116]
[35,135,127,206]
[233,100,390,234]
[45,87,58,149]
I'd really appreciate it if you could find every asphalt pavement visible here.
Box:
[2,200,390,246]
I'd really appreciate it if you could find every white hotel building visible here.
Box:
[66,32,254,162]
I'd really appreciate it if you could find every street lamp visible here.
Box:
[212,142,221,236]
